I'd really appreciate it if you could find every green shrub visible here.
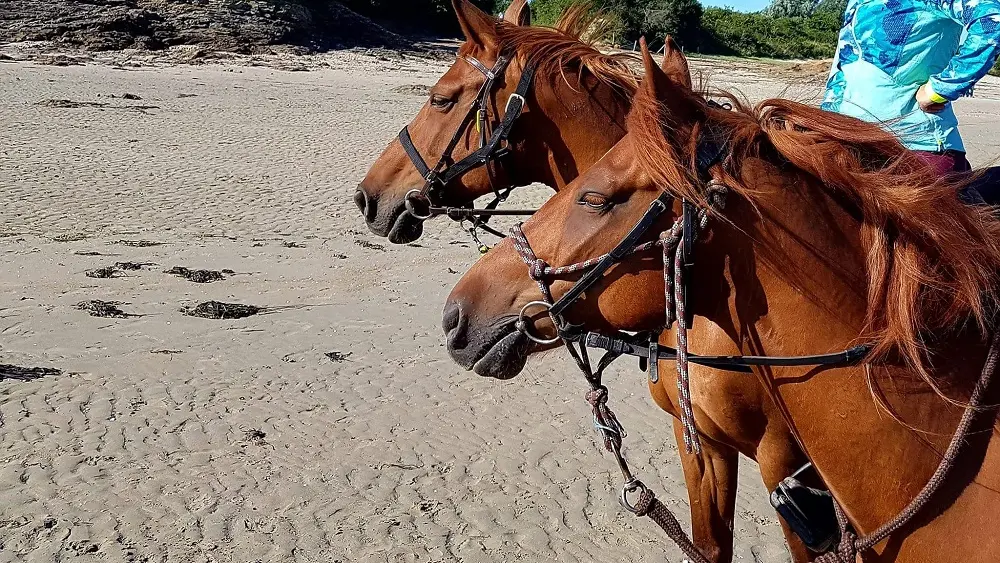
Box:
[697,7,839,58]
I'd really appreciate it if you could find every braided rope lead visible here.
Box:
[673,236,701,454]
[815,329,1000,562]
[634,489,712,563]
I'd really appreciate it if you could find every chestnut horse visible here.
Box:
[359,2,811,560]
[444,38,1000,562]
[355,0,634,245]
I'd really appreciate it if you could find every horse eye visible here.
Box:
[429,94,454,110]
[579,192,611,211]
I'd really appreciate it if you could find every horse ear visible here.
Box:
[661,36,691,90]
[641,38,696,128]
[503,0,531,26]
[453,0,498,48]
[641,37,673,99]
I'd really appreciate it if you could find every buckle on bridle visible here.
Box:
[505,93,526,115]
[515,300,561,345]
[403,189,434,220]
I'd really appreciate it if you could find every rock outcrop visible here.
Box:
[0,0,411,52]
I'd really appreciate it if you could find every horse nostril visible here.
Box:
[442,300,468,349]
[354,188,376,223]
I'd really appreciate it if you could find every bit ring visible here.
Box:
[404,189,434,220]
[515,300,560,345]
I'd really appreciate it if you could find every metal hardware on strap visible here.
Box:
[648,338,659,383]
[404,189,434,220]
[504,93,526,116]
[515,300,560,345]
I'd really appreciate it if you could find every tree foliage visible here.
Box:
[699,7,841,58]
[341,0,845,60]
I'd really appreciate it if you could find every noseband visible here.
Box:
[397,54,538,240]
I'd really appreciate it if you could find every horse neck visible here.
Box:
[513,70,629,190]
[697,157,998,542]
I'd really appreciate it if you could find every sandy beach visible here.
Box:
[2,46,1000,562]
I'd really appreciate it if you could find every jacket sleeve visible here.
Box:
[928,0,1000,100]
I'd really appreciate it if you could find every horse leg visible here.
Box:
[672,417,738,563]
[755,432,814,563]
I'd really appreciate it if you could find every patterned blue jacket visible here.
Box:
[822,0,1000,152]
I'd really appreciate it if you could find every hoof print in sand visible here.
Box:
[76,300,134,318]
[117,240,162,248]
[69,540,99,555]
[325,351,351,363]
[166,266,233,283]
[354,239,385,252]
[0,364,61,381]
[241,428,268,447]
[184,301,260,319]
[86,262,153,278]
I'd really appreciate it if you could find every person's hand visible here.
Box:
[916,83,947,113]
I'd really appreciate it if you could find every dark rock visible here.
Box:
[36,99,108,108]
[76,300,132,318]
[85,261,153,278]
[117,240,161,247]
[166,266,226,283]
[0,364,62,381]
[0,0,412,53]
[183,301,260,319]
[325,351,351,362]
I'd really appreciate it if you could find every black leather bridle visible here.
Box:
[397,54,539,240]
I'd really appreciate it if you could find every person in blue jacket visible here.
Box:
[822,0,1000,175]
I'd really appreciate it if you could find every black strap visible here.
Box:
[681,199,697,326]
[439,61,537,186]
[694,134,726,177]
[548,134,727,322]
[549,192,673,319]
[583,332,872,373]
[396,56,536,199]
[682,135,727,327]
[399,126,433,180]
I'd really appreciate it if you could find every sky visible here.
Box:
[700,0,772,12]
